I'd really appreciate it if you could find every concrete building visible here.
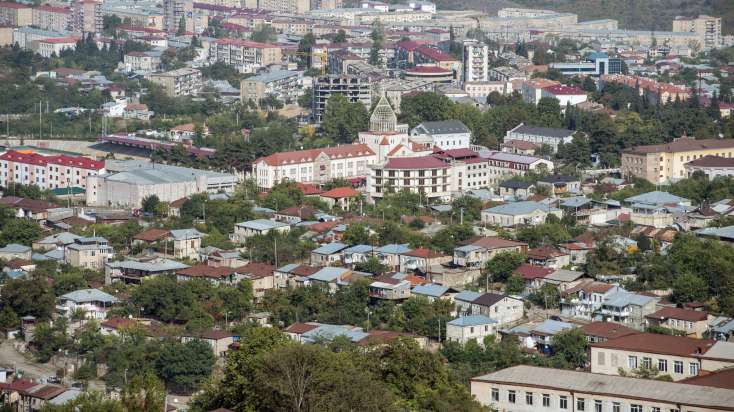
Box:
[0,150,105,191]
[240,69,300,104]
[33,37,77,57]
[481,201,562,227]
[57,288,118,320]
[231,219,290,243]
[163,0,193,33]
[410,120,472,151]
[0,1,32,26]
[621,138,734,184]
[541,85,588,108]
[64,237,114,270]
[312,75,372,123]
[463,41,489,83]
[471,365,734,412]
[646,307,710,338]
[70,0,102,34]
[463,81,512,100]
[253,144,376,189]
[684,155,734,179]
[210,38,282,72]
[122,51,162,72]
[505,123,575,153]
[549,52,623,76]
[86,161,238,208]
[32,5,71,33]
[249,0,310,14]
[521,78,559,105]
[146,68,202,97]
[367,156,452,202]
[672,15,722,50]
[446,315,497,345]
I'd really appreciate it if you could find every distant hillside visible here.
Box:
[444,0,732,34]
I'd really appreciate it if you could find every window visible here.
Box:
[560,395,568,409]
[642,357,652,368]
[658,359,667,372]
[577,398,585,411]
[612,402,621,412]
[508,390,516,404]
[542,393,550,407]
[628,355,638,369]
[652,408,660,412]
[674,361,683,374]
[597,351,605,365]
[630,405,642,412]
[595,400,603,412]
[491,388,499,402]
[689,362,699,375]
[526,392,533,405]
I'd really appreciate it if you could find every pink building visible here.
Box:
[0,150,105,190]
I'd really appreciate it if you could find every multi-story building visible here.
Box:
[521,78,560,104]
[65,237,114,270]
[549,52,623,76]
[367,156,453,202]
[0,1,32,26]
[590,333,731,381]
[210,38,282,72]
[645,307,710,338]
[541,85,588,108]
[101,2,165,31]
[471,365,734,412]
[122,50,162,72]
[312,75,372,123]
[146,68,202,97]
[33,37,77,57]
[253,144,377,189]
[463,81,512,99]
[70,0,102,34]
[240,69,300,104]
[250,0,310,14]
[32,5,71,33]
[463,41,489,82]
[672,15,722,50]
[621,137,734,184]
[164,0,194,33]
[684,155,734,179]
[0,150,105,190]
[505,123,575,153]
[410,120,472,150]
[600,74,690,104]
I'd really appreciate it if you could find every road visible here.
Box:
[0,340,56,380]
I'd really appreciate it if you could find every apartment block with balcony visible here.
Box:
[0,1,32,26]
[32,5,71,32]
[210,38,282,72]
[367,156,453,203]
[672,15,721,50]
[146,67,202,97]
[0,150,105,190]
[240,69,300,104]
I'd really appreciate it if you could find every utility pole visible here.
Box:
[273,236,278,267]
[460,208,464,225]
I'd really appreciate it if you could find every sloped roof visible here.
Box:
[646,307,708,322]
[592,332,715,357]
[448,315,496,327]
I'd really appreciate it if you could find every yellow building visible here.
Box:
[621,138,734,184]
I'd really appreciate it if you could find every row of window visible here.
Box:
[626,355,698,375]
[491,388,682,412]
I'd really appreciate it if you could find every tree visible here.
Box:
[297,33,315,68]
[369,21,384,66]
[399,92,454,128]
[334,29,347,43]
[320,94,369,144]
[131,275,197,323]
[505,274,525,295]
[0,277,55,319]
[141,195,160,214]
[354,256,388,276]
[671,272,709,304]
[341,222,371,245]
[53,271,87,296]
[177,15,186,36]
[0,306,19,330]
[155,339,215,394]
[121,372,166,412]
[550,328,588,368]
[1,218,43,246]
[250,25,277,43]
[484,251,525,283]
[529,283,561,309]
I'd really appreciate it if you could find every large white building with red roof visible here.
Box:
[253,144,377,189]
[0,150,105,190]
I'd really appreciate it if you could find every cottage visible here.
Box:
[411,283,457,302]
[176,265,245,285]
[310,242,349,266]
[64,237,113,269]
[369,276,411,300]
[646,307,710,338]
[481,201,562,227]
[446,315,497,345]
[237,262,275,299]
[374,243,412,270]
[318,187,361,211]
[399,247,450,273]
[453,237,528,268]
[231,219,290,243]
[497,179,535,199]
[470,293,524,325]
[526,246,570,269]
[530,319,576,352]
[342,244,373,267]
[536,175,581,197]
[181,329,237,358]
[169,228,206,260]
[105,258,189,284]
[57,288,118,320]
[0,244,32,261]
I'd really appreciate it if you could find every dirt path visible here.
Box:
[0,340,57,379]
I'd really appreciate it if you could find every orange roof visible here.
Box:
[133,228,170,242]
[255,144,374,166]
[320,187,360,199]
[176,264,238,279]
[402,247,445,259]
[646,307,708,322]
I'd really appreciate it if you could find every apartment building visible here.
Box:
[312,75,372,123]
[505,123,575,153]
[146,68,202,97]
[463,41,489,82]
[123,51,162,72]
[0,150,104,190]
[33,37,77,57]
[463,81,512,99]
[240,69,300,103]
[367,156,453,202]
[210,38,282,72]
[163,0,193,33]
[600,74,690,104]
[672,15,721,50]
[65,237,114,270]
[70,0,102,34]
[32,5,71,32]
[621,137,734,184]
[0,1,32,26]
[521,78,560,104]
[249,0,310,14]
[541,85,588,108]
[590,333,729,381]
[471,365,734,412]
[253,144,377,189]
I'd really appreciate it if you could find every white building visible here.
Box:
[0,150,105,190]
[57,288,118,320]
[541,84,588,108]
[446,315,497,345]
[464,41,489,82]
[252,144,376,189]
[505,123,575,153]
[33,37,77,57]
[367,156,453,202]
[410,120,472,150]
[231,219,290,243]
[481,200,562,227]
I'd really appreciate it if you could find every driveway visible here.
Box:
[0,340,57,380]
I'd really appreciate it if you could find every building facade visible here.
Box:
[463,41,490,83]
[0,150,104,190]
[210,38,282,72]
[146,68,202,97]
[312,75,372,123]
[672,15,722,50]
[32,5,71,32]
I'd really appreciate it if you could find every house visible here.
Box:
[454,237,528,268]
[708,316,734,341]
[64,237,113,269]
[237,262,275,299]
[501,139,538,156]
[105,258,190,284]
[285,322,427,348]
[202,249,247,268]
[513,263,554,291]
[274,264,320,288]
[374,243,412,270]
[307,267,353,293]
[600,290,657,329]
[32,232,81,251]
[530,319,576,352]
[453,290,483,315]
[446,315,497,345]
[558,240,593,265]
[310,242,348,266]
[181,329,237,358]
[540,269,585,292]
[504,123,575,153]
[399,247,450,273]
[318,187,361,211]
[526,246,570,269]
[470,365,734,412]
[590,333,722,380]
[410,120,472,150]
[497,179,534,199]
[0,379,79,412]
[368,276,411,300]
[696,341,734,371]
[646,307,710,338]
[624,191,692,228]
[132,228,170,246]
[536,175,581,197]
[580,321,639,343]
[481,201,562,227]
[0,196,58,221]
[57,288,118,320]
[274,206,318,224]
[559,196,623,226]
[342,244,374,267]
[176,265,245,285]
[411,283,457,302]
[231,219,290,243]
[0,244,32,261]
[560,281,622,320]
[4,259,35,274]
[470,293,524,325]
[169,228,205,260]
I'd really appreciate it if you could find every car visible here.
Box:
[549,315,562,321]
[46,377,61,384]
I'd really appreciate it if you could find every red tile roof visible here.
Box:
[464,236,528,250]
[34,5,70,13]
[0,379,36,394]
[527,246,568,259]
[645,307,708,322]
[543,84,586,96]
[624,138,734,155]
[215,38,280,49]
[285,322,320,334]
[591,332,715,357]
[289,265,321,277]
[514,264,553,280]
[176,264,238,279]
[236,262,273,279]
[255,144,374,166]
[320,187,360,199]
[296,182,323,195]
[681,368,734,389]
[406,66,453,74]
[0,150,103,170]
[133,228,171,242]
[414,45,456,62]
[183,329,234,340]
[30,385,66,400]
[0,196,58,213]
[686,155,734,168]
[401,247,445,259]
[580,321,638,340]
[383,156,448,169]
[502,139,539,150]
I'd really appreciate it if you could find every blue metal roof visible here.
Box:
[309,267,349,282]
[60,288,118,304]
[343,244,373,253]
[455,290,482,302]
[237,219,289,231]
[311,242,348,255]
[448,315,497,327]
[532,319,575,335]
[412,283,449,298]
[624,191,689,206]
[483,201,559,216]
[376,243,411,254]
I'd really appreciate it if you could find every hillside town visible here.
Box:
[0,0,734,411]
